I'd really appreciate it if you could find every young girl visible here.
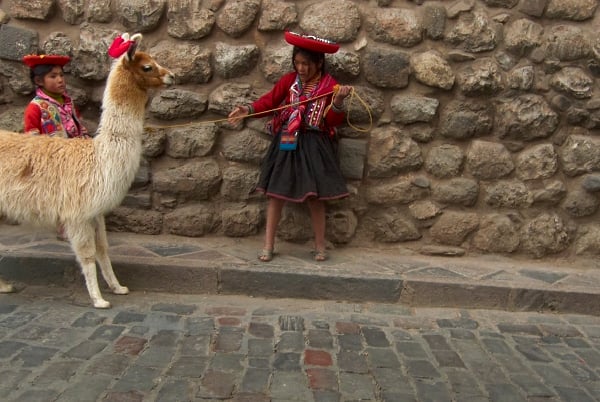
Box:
[22,54,89,138]
[22,54,90,240]
[229,32,352,262]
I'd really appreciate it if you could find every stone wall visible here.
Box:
[0,0,599,260]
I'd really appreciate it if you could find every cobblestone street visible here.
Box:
[1,286,599,402]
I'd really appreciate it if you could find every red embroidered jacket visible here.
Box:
[23,88,89,138]
[249,72,345,137]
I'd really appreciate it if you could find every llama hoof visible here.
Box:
[113,286,129,295]
[0,283,15,293]
[93,299,111,309]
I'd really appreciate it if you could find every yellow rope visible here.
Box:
[145,85,373,132]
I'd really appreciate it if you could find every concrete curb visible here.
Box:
[2,252,600,316]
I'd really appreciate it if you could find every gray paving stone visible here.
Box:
[89,324,126,341]
[180,334,210,356]
[144,312,183,331]
[210,352,244,372]
[361,326,390,347]
[445,369,487,399]
[248,357,270,369]
[66,339,108,359]
[86,353,132,376]
[156,379,191,402]
[431,349,465,368]
[249,338,273,356]
[13,345,58,367]
[12,324,55,341]
[313,390,341,402]
[56,373,114,401]
[149,329,182,347]
[0,340,27,358]
[371,367,414,394]
[307,329,333,349]
[249,322,275,338]
[337,350,368,373]
[396,341,429,359]
[0,303,17,314]
[365,347,401,368]
[34,360,82,384]
[185,316,215,335]
[270,372,312,400]
[135,345,176,367]
[277,331,304,351]
[112,311,146,324]
[197,370,237,399]
[509,375,555,398]
[515,343,553,362]
[240,368,270,393]
[112,365,162,392]
[414,381,452,402]
[554,386,596,402]
[0,312,37,329]
[337,334,363,351]
[486,383,527,402]
[273,352,301,371]
[338,372,376,400]
[72,311,106,327]
[11,389,61,402]
[167,356,209,378]
[405,359,441,379]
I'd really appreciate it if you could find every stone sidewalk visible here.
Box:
[0,222,600,315]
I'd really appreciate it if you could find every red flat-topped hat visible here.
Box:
[22,54,71,69]
[284,31,340,54]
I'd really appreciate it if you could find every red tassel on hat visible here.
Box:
[108,34,134,58]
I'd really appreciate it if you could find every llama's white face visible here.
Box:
[126,52,175,88]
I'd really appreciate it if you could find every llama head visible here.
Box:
[111,33,175,89]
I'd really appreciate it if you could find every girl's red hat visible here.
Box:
[22,54,71,69]
[284,31,340,54]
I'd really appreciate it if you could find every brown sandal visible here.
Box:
[258,249,274,262]
[314,250,328,262]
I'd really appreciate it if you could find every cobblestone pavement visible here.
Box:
[1,286,600,402]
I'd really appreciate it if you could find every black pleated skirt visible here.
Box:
[255,129,349,202]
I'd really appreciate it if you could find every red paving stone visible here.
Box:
[335,321,360,334]
[304,349,333,366]
[218,317,241,326]
[113,336,147,356]
[306,368,338,390]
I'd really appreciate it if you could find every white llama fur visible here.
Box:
[0,33,174,308]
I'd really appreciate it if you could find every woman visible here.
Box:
[229,31,352,262]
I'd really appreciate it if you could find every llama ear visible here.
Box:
[126,34,142,61]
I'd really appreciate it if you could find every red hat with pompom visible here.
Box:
[22,54,71,68]
[284,31,340,54]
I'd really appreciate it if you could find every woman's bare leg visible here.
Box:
[261,197,285,260]
[307,198,326,253]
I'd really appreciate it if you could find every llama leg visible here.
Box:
[94,216,128,295]
[0,277,14,293]
[67,221,111,309]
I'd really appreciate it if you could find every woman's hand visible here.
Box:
[333,85,352,108]
[228,105,249,125]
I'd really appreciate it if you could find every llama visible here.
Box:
[0,33,174,308]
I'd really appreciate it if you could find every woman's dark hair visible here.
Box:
[292,46,326,74]
[30,64,60,85]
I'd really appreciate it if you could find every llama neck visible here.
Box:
[99,64,148,136]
